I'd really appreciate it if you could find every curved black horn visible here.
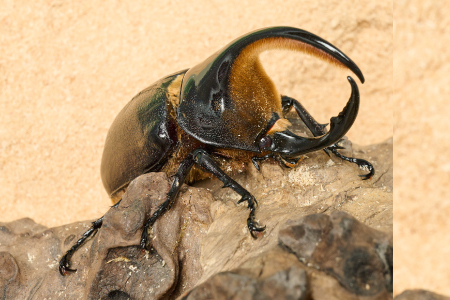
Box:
[266,76,360,157]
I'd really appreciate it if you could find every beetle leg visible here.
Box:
[59,199,122,276]
[281,93,374,180]
[252,153,303,170]
[192,149,265,238]
[328,148,374,179]
[281,96,329,137]
[278,155,303,168]
[140,154,196,249]
[251,153,274,171]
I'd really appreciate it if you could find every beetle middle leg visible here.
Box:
[139,148,265,249]
[281,95,374,179]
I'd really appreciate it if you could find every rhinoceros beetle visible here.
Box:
[59,26,374,276]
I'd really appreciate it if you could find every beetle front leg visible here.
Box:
[192,149,265,238]
[281,95,374,179]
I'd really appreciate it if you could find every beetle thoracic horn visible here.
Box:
[262,76,360,157]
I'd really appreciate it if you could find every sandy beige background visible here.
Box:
[394,0,450,296]
[0,1,392,226]
[0,0,395,292]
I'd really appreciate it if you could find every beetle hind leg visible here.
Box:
[281,95,374,179]
[59,200,122,276]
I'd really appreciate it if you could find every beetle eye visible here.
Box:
[259,136,272,151]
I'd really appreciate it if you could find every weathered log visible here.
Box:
[0,139,393,299]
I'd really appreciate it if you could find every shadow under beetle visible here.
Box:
[59,26,374,276]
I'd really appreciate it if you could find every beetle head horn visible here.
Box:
[177,26,364,152]
[261,76,359,158]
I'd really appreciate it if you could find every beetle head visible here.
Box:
[177,27,364,154]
